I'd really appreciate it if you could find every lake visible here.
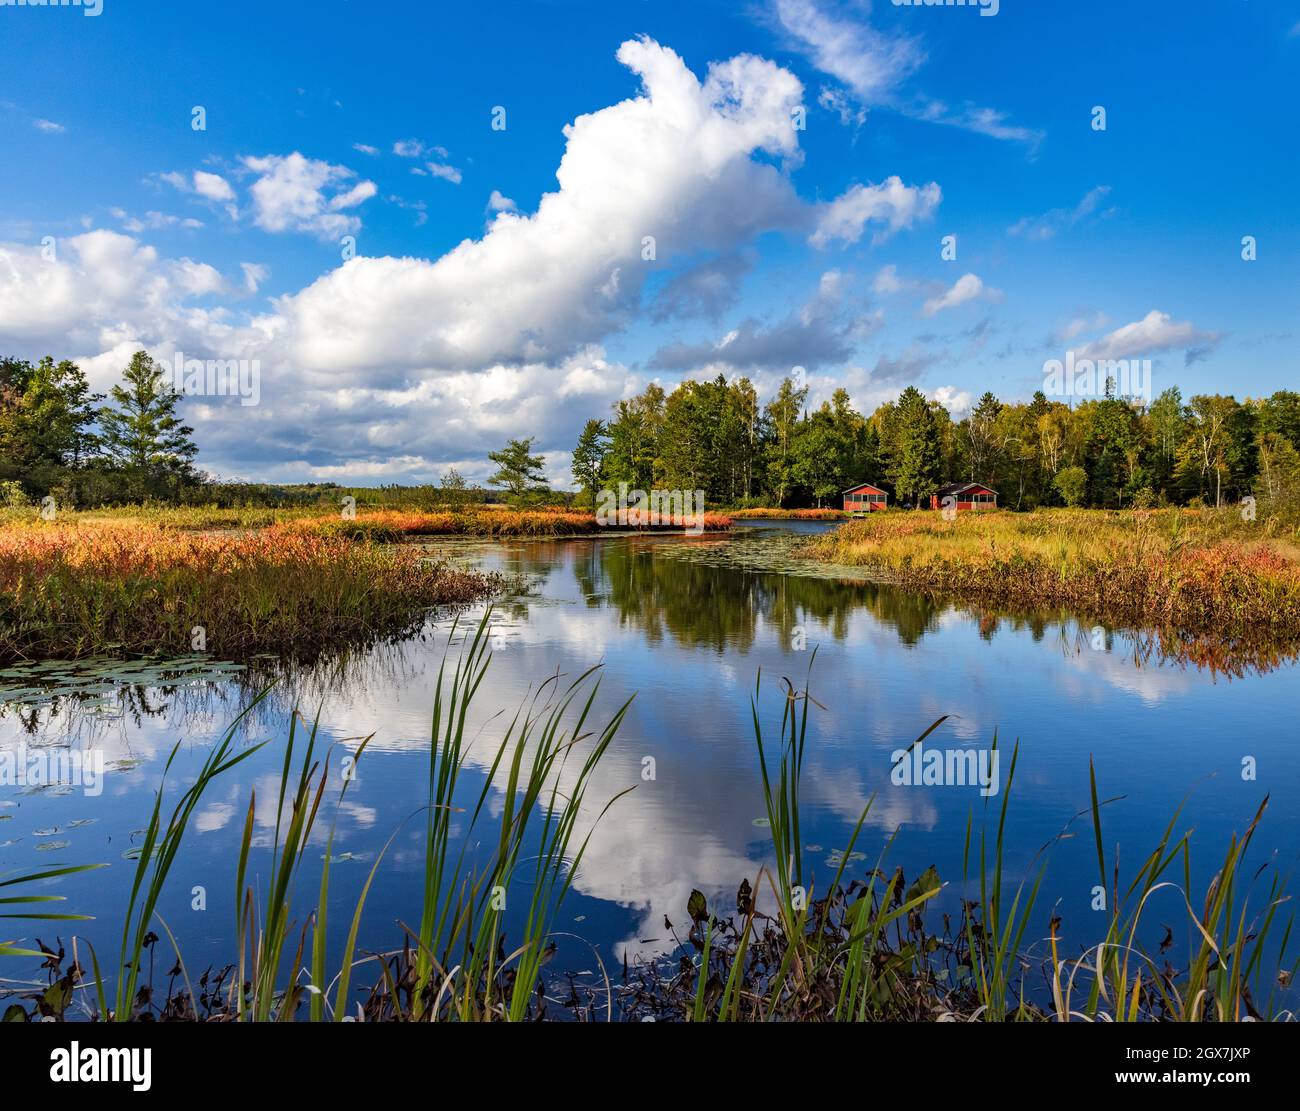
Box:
[2,520,1296,1013]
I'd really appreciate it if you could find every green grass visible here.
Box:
[1,863,106,958]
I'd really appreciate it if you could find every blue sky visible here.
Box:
[1,0,1297,485]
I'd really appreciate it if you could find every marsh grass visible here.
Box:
[808,507,1300,638]
[101,694,269,1020]
[0,520,502,663]
[0,504,735,537]
[728,508,848,520]
[1059,765,1297,1022]
[288,508,733,542]
[384,612,634,1021]
[1,863,106,959]
[1,611,638,1021]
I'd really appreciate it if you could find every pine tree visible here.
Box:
[764,376,808,506]
[97,351,197,496]
[964,391,1003,484]
[487,437,548,504]
[887,386,941,506]
[571,419,609,507]
[605,385,664,491]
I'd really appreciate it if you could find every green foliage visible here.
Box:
[8,343,1300,520]
[97,351,198,498]
[486,437,549,504]
[1052,464,1089,507]
[0,480,29,509]
[1256,432,1300,523]
[883,386,941,506]
[580,375,1300,518]
[0,355,101,494]
[570,419,608,508]
[763,376,807,505]
[790,388,878,506]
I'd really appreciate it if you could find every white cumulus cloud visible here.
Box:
[242,153,377,239]
[811,176,940,248]
[267,37,805,377]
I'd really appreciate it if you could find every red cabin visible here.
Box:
[843,482,889,513]
[929,481,998,512]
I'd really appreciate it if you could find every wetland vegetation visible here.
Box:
[0,518,503,664]
[806,507,1300,642]
[2,617,1294,1022]
[3,349,1299,1024]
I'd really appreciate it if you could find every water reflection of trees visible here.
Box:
[571,538,946,652]
[569,535,1300,676]
[8,535,1297,744]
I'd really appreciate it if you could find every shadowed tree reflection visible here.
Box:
[565,531,1300,672]
[571,536,945,652]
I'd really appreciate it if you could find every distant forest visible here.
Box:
[5,349,1299,514]
[571,375,1300,512]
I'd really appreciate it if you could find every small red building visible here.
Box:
[843,482,889,512]
[930,481,998,512]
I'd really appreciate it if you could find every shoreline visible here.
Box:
[803,508,1300,641]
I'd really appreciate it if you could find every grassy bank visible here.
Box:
[0,520,501,663]
[285,507,733,541]
[2,620,1293,1022]
[728,507,848,520]
[0,504,734,537]
[0,504,311,532]
[806,507,1300,637]
[0,503,731,662]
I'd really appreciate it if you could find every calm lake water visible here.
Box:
[3,520,1297,1012]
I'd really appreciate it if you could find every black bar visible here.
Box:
[2,1019,1289,1095]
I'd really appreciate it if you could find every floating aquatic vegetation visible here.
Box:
[0,654,248,711]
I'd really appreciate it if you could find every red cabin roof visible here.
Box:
[935,481,998,498]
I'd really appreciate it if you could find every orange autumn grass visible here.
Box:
[729,507,847,520]
[0,519,500,663]
[808,507,1300,638]
[285,506,733,541]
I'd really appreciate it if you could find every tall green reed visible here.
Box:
[408,611,632,1021]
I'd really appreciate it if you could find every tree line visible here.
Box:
[1,351,198,506]
[567,374,1300,514]
[6,348,1299,517]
